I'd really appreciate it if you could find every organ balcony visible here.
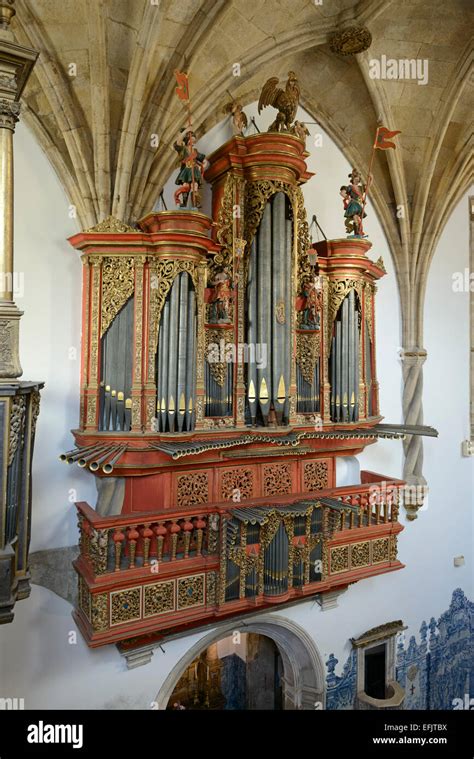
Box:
[74,471,404,647]
[63,129,437,650]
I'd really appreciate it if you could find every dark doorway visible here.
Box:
[364,643,386,699]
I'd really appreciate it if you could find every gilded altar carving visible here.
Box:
[372,538,390,564]
[177,574,205,609]
[78,577,91,621]
[86,395,97,427]
[148,259,198,379]
[143,580,175,617]
[133,257,146,383]
[85,216,139,234]
[205,328,227,386]
[351,540,371,568]
[8,395,25,465]
[330,545,349,573]
[220,468,254,501]
[212,174,235,274]
[207,513,220,553]
[176,471,209,507]
[263,463,292,496]
[91,593,108,632]
[89,257,101,384]
[303,460,329,491]
[364,281,374,342]
[100,256,135,337]
[88,528,109,574]
[389,535,398,561]
[31,389,41,436]
[206,571,217,606]
[110,587,141,625]
[296,330,320,384]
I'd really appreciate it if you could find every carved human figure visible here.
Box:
[340,168,371,237]
[173,127,208,208]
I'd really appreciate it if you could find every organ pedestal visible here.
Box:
[65,134,436,648]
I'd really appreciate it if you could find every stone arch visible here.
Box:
[155,614,325,710]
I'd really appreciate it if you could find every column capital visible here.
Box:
[0,97,19,130]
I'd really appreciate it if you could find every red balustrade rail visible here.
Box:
[75,470,404,581]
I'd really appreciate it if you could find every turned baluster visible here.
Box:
[126,525,139,568]
[375,493,381,524]
[154,522,167,561]
[360,495,368,526]
[169,520,180,561]
[194,516,206,556]
[182,517,194,559]
[112,528,125,571]
[140,523,154,566]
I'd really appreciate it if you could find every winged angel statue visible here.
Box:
[257,71,300,132]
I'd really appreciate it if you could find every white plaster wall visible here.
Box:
[0,111,471,708]
[13,122,96,551]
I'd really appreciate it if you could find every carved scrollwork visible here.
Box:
[263,463,292,496]
[100,256,135,336]
[205,328,227,386]
[220,468,254,501]
[327,278,363,340]
[303,460,329,491]
[296,331,320,384]
[364,281,374,342]
[211,174,235,275]
[110,587,141,625]
[31,390,41,436]
[176,471,209,507]
[89,528,109,574]
[8,395,25,465]
[177,574,204,609]
[85,215,139,234]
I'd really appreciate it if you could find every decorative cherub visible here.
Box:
[173,127,208,208]
[223,100,248,136]
[292,120,310,145]
[258,71,300,132]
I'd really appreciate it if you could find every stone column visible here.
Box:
[400,348,427,520]
[0,1,42,624]
[0,3,37,378]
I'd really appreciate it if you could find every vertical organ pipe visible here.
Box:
[176,273,189,432]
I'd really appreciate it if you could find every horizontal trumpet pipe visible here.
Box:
[89,445,121,472]
[60,442,103,463]
[102,445,128,474]
[78,445,111,468]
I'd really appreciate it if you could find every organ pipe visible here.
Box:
[330,290,361,422]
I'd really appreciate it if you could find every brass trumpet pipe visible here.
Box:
[89,445,121,472]
[78,445,111,468]
[102,445,127,474]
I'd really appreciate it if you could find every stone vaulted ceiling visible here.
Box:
[11,0,474,344]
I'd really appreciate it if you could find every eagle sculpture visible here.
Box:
[258,71,300,132]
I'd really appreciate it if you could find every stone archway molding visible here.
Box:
[154,613,325,711]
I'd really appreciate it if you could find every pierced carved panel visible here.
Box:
[177,574,205,610]
[220,468,254,501]
[101,256,135,336]
[206,571,217,606]
[372,538,390,564]
[303,460,329,492]
[296,330,320,384]
[143,581,175,617]
[330,545,349,573]
[176,471,209,507]
[262,463,292,496]
[351,541,371,568]
[110,587,142,626]
[91,593,108,632]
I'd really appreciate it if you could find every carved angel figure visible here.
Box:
[258,71,300,132]
[223,100,248,136]
[292,120,310,145]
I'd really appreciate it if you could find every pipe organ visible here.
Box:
[64,132,437,649]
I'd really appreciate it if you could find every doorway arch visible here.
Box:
[155,614,325,710]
